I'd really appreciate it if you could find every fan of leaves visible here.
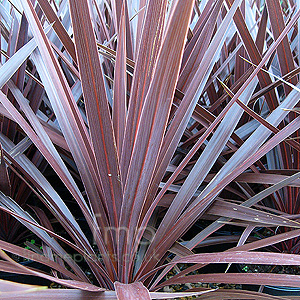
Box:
[1,0,300,299]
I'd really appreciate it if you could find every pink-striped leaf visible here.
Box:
[111,0,133,59]
[226,0,278,111]
[114,281,151,300]
[169,115,300,260]
[0,191,89,281]
[120,0,168,180]
[21,0,116,277]
[207,199,300,228]
[69,0,123,227]
[155,272,300,289]
[198,289,289,300]
[0,240,81,281]
[0,279,47,293]
[137,7,300,278]
[0,189,111,283]
[266,0,297,94]
[142,251,300,282]
[36,0,77,62]
[119,0,194,281]
[0,249,104,291]
[0,144,11,196]
[113,5,127,155]
[143,0,228,216]
[236,172,300,187]
[2,81,103,260]
[0,35,37,88]
[142,0,243,225]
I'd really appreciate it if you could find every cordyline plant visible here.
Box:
[2,0,300,299]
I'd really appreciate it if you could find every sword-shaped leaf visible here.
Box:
[114,282,150,300]
[113,5,127,156]
[138,7,300,277]
[0,249,104,291]
[119,0,194,281]
[120,0,168,180]
[207,199,300,228]
[69,0,123,227]
[266,0,297,94]
[36,0,76,62]
[0,144,11,196]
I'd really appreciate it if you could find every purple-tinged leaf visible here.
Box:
[142,0,245,223]
[0,239,81,281]
[142,251,300,282]
[141,41,256,282]
[159,173,300,286]
[0,284,116,300]
[185,4,300,213]
[178,0,223,92]
[22,0,102,209]
[2,80,103,261]
[226,0,279,111]
[0,186,111,282]
[36,0,76,62]
[114,281,151,300]
[0,35,37,89]
[12,13,28,92]
[181,0,217,67]
[0,144,11,196]
[198,289,290,300]
[266,0,297,94]
[0,147,113,287]
[111,0,133,60]
[69,0,123,227]
[92,0,112,47]
[219,78,300,151]
[169,242,194,257]
[237,225,256,247]
[113,5,127,156]
[196,235,256,248]
[138,7,300,277]
[40,120,69,151]
[143,0,224,208]
[29,205,63,274]
[152,222,300,288]
[120,0,194,281]
[249,67,300,104]
[207,199,300,228]
[0,282,214,300]
[138,0,246,279]
[97,44,135,69]
[51,41,80,79]
[21,0,116,277]
[134,0,146,54]
[0,191,89,282]
[255,6,268,54]
[149,289,215,299]
[0,249,103,291]
[236,172,300,187]
[0,283,215,300]
[155,272,300,289]
[121,0,168,180]
[190,113,300,215]
[0,279,47,293]
[185,170,300,253]
[168,115,300,256]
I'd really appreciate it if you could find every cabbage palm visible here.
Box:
[1,0,300,299]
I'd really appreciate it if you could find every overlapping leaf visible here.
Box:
[2,0,300,298]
